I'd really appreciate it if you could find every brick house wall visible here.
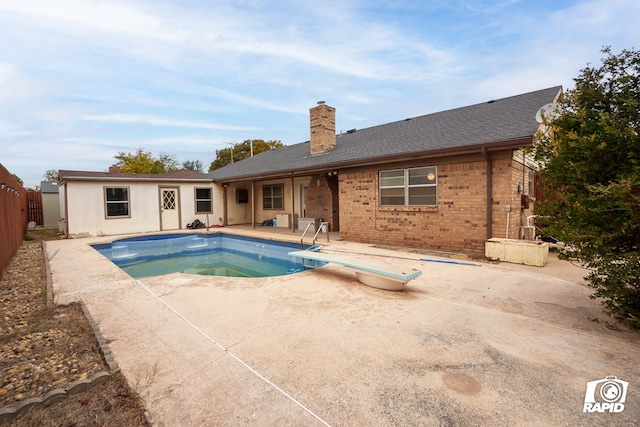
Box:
[491,156,511,242]
[507,150,537,239]
[304,174,334,224]
[338,151,526,257]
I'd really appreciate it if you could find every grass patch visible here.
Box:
[26,229,62,241]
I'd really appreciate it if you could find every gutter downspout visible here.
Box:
[481,147,492,240]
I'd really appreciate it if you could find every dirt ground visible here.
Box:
[0,230,149,426]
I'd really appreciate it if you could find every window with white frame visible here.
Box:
[104,187,130,218]
[195,187,212,213]
[379,166,437,206]
[263,184,283,209]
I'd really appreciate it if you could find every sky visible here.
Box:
[1,0,638,189]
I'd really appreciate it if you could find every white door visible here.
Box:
[160,187,180,230]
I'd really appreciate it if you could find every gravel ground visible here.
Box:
[0,234,149,426]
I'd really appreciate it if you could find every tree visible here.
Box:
[209,139,284,171]
[182,160,204,172]
[534,47,640,328]
[114,147,179,174]
[43,170,59,181]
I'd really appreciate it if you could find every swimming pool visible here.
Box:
[92,233,321,279]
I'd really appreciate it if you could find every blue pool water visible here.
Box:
[92,233,321,279]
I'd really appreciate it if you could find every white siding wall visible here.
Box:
[183,184,224,228]
[64,181,223,237]
[226,183,253,225]
[211,184,224,226]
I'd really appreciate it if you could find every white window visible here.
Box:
[104,187,130,218]
[380,166,437,206]
[195,188,212,213]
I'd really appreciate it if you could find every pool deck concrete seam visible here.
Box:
[134,277,335,427]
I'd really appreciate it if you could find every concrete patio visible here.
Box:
[46,227,639,426]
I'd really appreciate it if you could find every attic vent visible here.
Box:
[404,118,411,121]
[346,128,357,134]
[488,100,496,103]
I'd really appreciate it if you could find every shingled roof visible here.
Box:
[209,86,561,182]
[58,169,210,182]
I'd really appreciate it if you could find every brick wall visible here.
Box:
[338,152,521,257]
[491,157,511,240]
[507,152,537,239]
[305,174,334,224]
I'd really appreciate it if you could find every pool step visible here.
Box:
[186,236,208,249]
[111,245,138,260]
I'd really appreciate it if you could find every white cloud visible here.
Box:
[80,114,258,132]
[549,0,640,41]
[0,0,182,42]
[203,88,306,114]
[37,1,450,80]
[0,63,55,109]
[0,120,29,137]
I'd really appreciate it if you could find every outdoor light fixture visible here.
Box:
[0,183,4,190]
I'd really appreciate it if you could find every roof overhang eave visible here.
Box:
[59,176,213,183]
[214,136,535,183]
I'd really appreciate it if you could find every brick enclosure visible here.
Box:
[304,174,338,227]
[338,151,531,257]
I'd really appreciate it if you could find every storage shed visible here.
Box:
[40,181,61,230]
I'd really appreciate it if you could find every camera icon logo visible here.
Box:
[583,376,629,413]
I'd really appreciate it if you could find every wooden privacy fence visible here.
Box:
[0,163,28,274]
[27,191,43,225]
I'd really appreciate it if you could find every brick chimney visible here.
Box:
[108,165,121,173]
[310,101,336,155]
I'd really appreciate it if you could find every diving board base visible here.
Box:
[354,271,413,291]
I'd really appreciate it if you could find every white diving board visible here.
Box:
[288,249,422,291]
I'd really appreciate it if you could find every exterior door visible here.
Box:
[160,187,180,230]
[299,184,308,218]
